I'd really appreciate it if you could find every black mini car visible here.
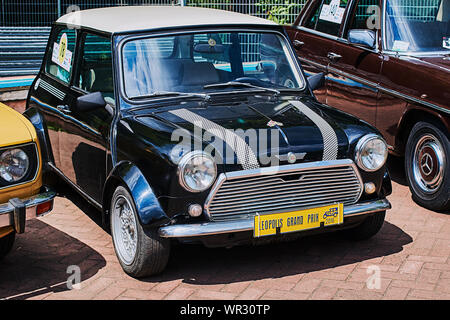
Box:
[25,6,392,277]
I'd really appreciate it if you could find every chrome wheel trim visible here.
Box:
[111,195,138,266]
[412,134,446,194]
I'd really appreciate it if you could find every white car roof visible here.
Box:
[57,6,277,34]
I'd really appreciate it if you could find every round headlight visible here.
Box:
[0,148,30,182]
[178,151,217,193]
[355,134,388,172]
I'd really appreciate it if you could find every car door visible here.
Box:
[57,31,115,204]
[290,0,352,104]
[28,27,77,171]
[326,0,382,126]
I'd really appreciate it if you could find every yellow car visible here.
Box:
[0,103,55,259]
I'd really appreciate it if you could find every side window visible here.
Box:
[76,33,114,100]
[45,28,76,84]
[305,0,349,37]
[346,0,380,36]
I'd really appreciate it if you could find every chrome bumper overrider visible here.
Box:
[159,199,391,238]
[0,188,56,233]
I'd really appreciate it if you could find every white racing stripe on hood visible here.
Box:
[169,108,260,170]
[289,100,338,161]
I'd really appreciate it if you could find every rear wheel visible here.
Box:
[0,231,15,260]
[110,186,170,278]
[343,211,386,241]
[405,121,450,211]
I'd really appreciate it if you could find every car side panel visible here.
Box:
[288,26,335,104]
[106,161,169,226]
[377,55,450,149]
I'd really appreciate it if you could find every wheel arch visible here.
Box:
[102,161,170,229]
[22,106,54,166]
[395,105,450,155]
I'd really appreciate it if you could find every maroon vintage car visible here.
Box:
[285,0,450,211]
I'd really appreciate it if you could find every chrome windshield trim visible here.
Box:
[116,27,307,106]
[204,159,364,220]
[159,198,391,238]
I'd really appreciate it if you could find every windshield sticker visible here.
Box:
[392,40,410,52]
[443,37,450,50]
[51,33,73,72]
[319,0,345,24]
[208,38,217,47]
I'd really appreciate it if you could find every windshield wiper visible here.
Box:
[204,81,280,95]
[130,90,210,101]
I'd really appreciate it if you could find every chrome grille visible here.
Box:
[205,160,363,221]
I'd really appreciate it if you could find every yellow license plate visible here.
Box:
[253,203,344,238]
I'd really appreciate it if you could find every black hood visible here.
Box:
[130,94,375,171]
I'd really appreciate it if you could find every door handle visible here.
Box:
[327,52,342,63]
[293,40,305,49]
[56,105,71,114]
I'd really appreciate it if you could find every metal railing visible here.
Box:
[0,0,306,27]
[0,27,50,76]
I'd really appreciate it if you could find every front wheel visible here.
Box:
[0,231,15,260]
[405,121,450,211]
[110,186,170,278]
[342,211,386,241]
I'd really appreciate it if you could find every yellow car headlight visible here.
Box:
[0,148,30,183]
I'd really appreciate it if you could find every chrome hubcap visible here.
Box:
[112,195,138,265]
[413,134,445,193]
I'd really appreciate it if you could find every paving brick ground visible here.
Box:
[0,156,448,300]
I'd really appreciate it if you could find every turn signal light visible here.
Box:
[36,200,53,216]
[188,204,203,217]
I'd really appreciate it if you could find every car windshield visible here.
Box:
[385,0,450,53]
[121,31,304,99]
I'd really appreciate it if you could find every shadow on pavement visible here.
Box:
[144,220,413,285]
[52,185,413,287]
[0,219,106,300]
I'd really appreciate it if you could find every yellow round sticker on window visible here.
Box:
[208,38,216,47]
[58,33,68,65]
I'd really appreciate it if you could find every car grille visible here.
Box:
[205,160,363,221]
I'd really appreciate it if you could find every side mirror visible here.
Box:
[348,29,376,49]
[308,72,325,91]
[76,92,106,112]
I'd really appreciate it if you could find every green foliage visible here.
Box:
[256,0,306,25]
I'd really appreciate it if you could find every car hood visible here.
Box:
[0,103,35,148]
[131,95,374,171]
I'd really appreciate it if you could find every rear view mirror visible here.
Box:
[308,72,325,91]
[194,43,225,54]
[348,29,376,49]
[76,92,106,112]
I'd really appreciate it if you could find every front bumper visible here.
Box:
[0,187,56,234]
[158,198,391,238]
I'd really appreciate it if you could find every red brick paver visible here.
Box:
[0,159,449,300]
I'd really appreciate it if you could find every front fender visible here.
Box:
[22,106,54,166]
[104,161,169,226]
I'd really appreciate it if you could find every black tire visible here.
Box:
[0,231,15,260]
[405,121,450,211]
[343,211,386,241]
[110,186,170,278]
